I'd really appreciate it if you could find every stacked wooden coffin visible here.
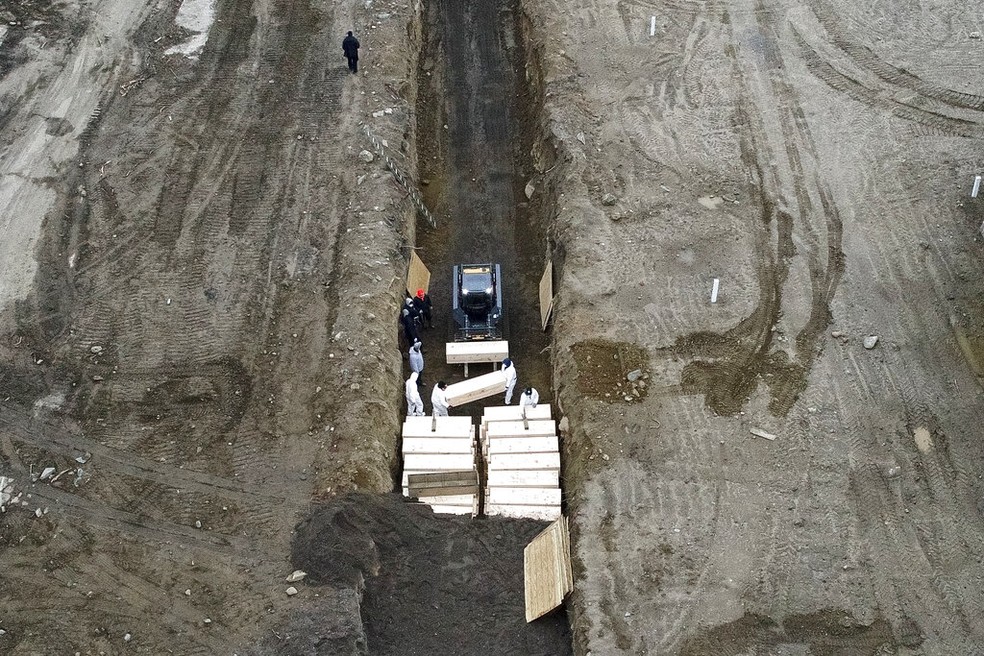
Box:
[401,416,478,516]
[481,404,562,520]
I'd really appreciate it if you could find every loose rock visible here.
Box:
[286,586,299,596]
[626,369,642,382]
[601,193,617,206]
[285,569,307,583]
[358,150,374,163]
[863,335,879,349]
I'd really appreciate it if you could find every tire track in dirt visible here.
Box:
[805,0,984,112]
[791,24,984,139]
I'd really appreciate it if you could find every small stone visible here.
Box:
[123,633,131,642]
[92,375,104,381]
[39,467,56,481]
[350,383,361,390]
[971,31,982,39]
[35,508,43,517]
[626,369,642,382]
[525,181,535,199]
[358,150,374,163]
[185,589,192,596]
[194,520,202,529]
[886,466,901,478]
[863,335,879,349]
[371,110,385,118]
[576,131,586,144]
[601,453,610,461]
[203,618,212,624]
[89,345,103,354]
[286,586,299,596]
[830,331,842,338]
[558,416,569,433]
[601,193,617,206]
[285,570,307,583]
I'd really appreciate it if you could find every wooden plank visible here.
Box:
[406,251,431,297]
[485,420,557,438]
[482,405,552,423]
[427,504,476,516]
[487,470,560,488]
[444,370,507,407]
[403,453,475,471]
[445,340,510,364]
[402,438,475,454]
[413,493,476,505]
[487,504,562,521]
[524,517,573,622]
[486,453,560,471]
[539,260,554,331]
[487,436,559,455]
[402,469,477,487]
[406,470,477,485]
[750,427,777,441]
[487,487,562,506]
[410,484,479,498]
[402,416,474,438]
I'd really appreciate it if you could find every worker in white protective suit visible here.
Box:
[408,340,424,386]
[501,358,517,404]
[405,372,424,416]
[431,381,450,416]
[520,386,539,411]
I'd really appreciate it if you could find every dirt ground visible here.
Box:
[4,0,984,654]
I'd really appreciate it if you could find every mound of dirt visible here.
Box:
[278,493,571,656]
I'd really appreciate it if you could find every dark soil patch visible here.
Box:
[679,611,900,655]
[570,339,649,403]
[287,493,572,656]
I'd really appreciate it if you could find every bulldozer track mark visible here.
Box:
[805,0,984,112]
[0,407,304,507]
[27,484,244,551]
[795,33,984,139]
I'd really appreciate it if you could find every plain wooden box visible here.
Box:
[445,370,507,406]
[445,340,509,364]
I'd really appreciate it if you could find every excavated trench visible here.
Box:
[288,2,572,654]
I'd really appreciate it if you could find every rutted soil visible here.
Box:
[5,0,984,653]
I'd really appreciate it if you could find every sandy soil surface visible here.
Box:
[5,0,984,654]
[520,0,984,653]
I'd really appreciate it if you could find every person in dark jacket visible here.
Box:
[342,31,360,74]
[413,288,432,328]
[401,308,419,346]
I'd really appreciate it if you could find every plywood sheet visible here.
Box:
[402,438,475,454]
[487,504,562,521]
[524,516,573,622]
[406,251,431,297]
[445,340,510,364]
[486,452,560,471]
[444,370,507,407]
[487,470,560,488]
[487,487,562,506]
[486,436,559,455]
[538,260,554,331]
[403,453,475,471]
[482,405,552,423]
[485,420,557,438]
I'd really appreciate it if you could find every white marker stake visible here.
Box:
[650,16,656,36]
[711,278,720,303]
[973,175,982,198]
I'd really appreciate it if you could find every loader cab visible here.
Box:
[452,263,503,340]
[459,265,495,317]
